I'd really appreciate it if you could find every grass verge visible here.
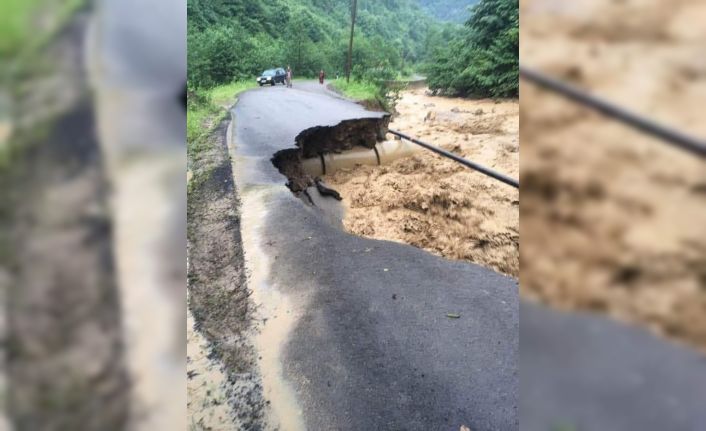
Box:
[208,81,257,108]
[329,79,378,102]
[1,0,86,63]
[329,78,406,113]
[187,81,256,162]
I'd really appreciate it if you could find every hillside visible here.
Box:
[187,0,442,88]
[425,0,518,97]
[417,0,479,23]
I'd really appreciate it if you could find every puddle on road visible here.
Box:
[240,187,306,431]
[227,109,307,430]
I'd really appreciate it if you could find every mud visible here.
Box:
[237,188,306,431]
[324,90,519,276]
[521,0,706,350]
[0,13,130,429]
[187,302,238,430]
[187,119,265,429]
[1,102,130,430]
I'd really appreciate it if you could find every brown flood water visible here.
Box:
[325,89,520,277]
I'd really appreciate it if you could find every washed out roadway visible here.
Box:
[229,82,706,431]
[230,82,518,431]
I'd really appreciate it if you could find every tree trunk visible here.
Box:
[346,0,357,83]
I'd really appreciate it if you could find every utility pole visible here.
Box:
[346,0,357,83]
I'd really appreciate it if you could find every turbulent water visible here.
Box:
[326,89,520,276]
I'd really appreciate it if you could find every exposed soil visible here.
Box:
[187,303,239,430]
[324,90,519,276]
[521,0,706,350]
[1,103,130,430]
[272,116,390,194]
[187,119,265,429]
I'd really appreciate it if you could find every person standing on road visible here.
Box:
[286,66,293,88]
[319,69,325,85]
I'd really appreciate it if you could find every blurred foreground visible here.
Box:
[0,1,185,429]
[521,0,706,429]
[522,0,706,351]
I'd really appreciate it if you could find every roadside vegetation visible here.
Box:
[1,0,87,167]
[1,0,86,71]
[187,0,447,115]
[187,81,255,162]
[187,0,518,114]
[329,77,406,113]
[329,79,378,101]
[0,0,41,56]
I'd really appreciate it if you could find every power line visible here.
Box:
[520,66,706,158]
[388,129,519,189]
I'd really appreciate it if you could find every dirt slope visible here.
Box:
[325,90,519,276]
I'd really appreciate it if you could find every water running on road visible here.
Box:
[239,187,306,431]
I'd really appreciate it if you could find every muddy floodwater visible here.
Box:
[328,0,706,353]
[325,89,520,276]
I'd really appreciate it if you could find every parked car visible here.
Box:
[257,68,286,86]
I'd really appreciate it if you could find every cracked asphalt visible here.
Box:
[229,82,706,431]
[231,82,518,430]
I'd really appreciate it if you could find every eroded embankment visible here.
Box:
[187,118,264,429]
[271,116,390,195]
[324,91,520,277]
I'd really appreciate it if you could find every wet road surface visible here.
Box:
[230,82,706,431]
[230,83,518,430]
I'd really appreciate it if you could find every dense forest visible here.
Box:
[187,0,441,88]
[187,0,518,99]
[418,0,479,23]
[426,0,518,97]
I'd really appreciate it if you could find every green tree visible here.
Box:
[187,0,447,89]
[426,0,518,97]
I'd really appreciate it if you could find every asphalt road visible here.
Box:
[231,82,706,431]
[231,82,519,431]
[521,302,706,431]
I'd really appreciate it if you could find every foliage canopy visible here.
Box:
[187,0,440,89]
[425,0,518,97]
[187,0,518,101]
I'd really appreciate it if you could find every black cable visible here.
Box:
[387,129,519,189]
[373,145,381,166]
[319,153,326,175]
[520,66,706,158]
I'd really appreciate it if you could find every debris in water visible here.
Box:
[324,90,519,277]
[315,178,343,200]
[446,313,461,319]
